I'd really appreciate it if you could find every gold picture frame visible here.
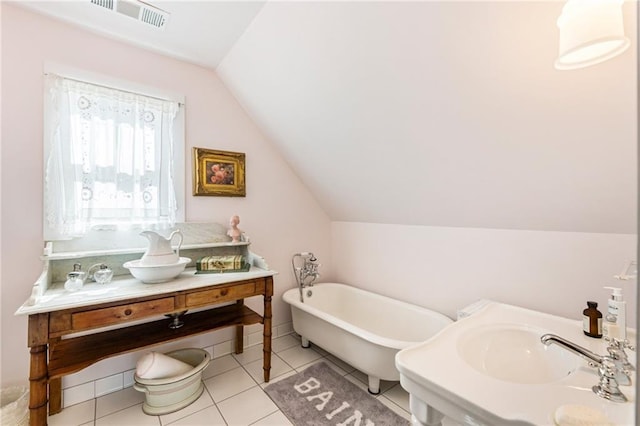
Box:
[192,148,246,196]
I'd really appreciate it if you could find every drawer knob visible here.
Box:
[221,289,228,296]
[124,309,132,316]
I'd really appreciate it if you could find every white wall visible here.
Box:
[0,3,332,388]
[218,1,637,234]
[332,222,636,324]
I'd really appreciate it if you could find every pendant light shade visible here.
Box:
[555,0,630,70]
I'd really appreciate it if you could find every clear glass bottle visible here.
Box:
[64,271,84,292]
[93,264,113,285]
[583,301,602,338]
[72,263,86,282]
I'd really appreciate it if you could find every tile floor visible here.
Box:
[47,334,413,426]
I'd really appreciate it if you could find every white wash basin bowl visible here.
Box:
[123,257,191,283]
[457,324,578,384]
[395,302,636,426]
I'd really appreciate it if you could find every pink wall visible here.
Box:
[2,1,636,396]
[0,3,332,387]
[332,222,636,324]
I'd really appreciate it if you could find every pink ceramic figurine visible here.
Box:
[227,215,242,243]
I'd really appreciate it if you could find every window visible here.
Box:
[44,73,183,240]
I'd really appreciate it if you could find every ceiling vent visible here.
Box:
[90,0,170,30]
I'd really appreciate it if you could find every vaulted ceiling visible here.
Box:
[13,1,638,234]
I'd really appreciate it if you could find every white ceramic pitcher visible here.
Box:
[139,230,183,266]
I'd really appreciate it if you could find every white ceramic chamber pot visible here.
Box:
[133,348,211,416]
[136,352,193,379]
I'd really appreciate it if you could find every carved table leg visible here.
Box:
[48,378,62,415]
[235,300,244,354]
[29,345,48,426]
[263,277,273,382]
[48,338,62,415]
[28,313,49,426]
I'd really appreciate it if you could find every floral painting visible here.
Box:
[193,148,245,196]
[206,161,235,185]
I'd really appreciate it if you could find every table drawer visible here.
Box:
[186,282,258,307]
[71,298,175,330]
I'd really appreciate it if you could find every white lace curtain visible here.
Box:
[44,74,180,240]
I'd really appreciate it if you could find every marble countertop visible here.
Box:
[15,266,277,316]
[43,240,251,260]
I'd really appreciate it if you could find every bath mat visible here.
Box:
[265,362,410,426]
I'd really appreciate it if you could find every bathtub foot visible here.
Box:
[367,376,380,395]
[301,337,310,348]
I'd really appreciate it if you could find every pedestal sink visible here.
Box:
[395,302,636,426]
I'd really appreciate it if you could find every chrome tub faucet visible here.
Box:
[292,252,320,302]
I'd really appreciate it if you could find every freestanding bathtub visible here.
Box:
[282,283,453,393]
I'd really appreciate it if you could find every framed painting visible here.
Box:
[192,148,246,196]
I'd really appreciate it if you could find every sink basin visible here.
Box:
[395,301,636,426]
[457,324,578,384]
[123,257,191,283]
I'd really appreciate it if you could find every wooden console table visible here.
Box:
[18,271,274,426]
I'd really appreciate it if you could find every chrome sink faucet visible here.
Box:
[604,337,635,386]
[541,334,629,402]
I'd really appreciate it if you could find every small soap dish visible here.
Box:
[554,404,613,426]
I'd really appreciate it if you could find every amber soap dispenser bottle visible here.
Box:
[583,301,602,338]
